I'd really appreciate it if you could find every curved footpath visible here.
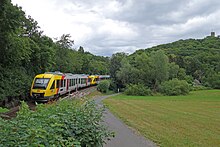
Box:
[94,94,156,147]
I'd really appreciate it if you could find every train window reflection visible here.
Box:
[33,78,50,89]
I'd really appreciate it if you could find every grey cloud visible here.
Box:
[14,0,220,56]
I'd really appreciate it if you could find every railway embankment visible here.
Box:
[0,86,98,119]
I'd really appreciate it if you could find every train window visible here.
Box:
[56,80,60,88]
[50,81,55,89]
[33,78,50,89]
[64,79,66,87]
[82,78,86,84]
[61,79,63,87]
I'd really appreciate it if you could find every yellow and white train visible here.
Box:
[30,71,110,102]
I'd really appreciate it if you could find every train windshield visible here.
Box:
[33,78,50,89]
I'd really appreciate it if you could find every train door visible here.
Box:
[67,79,70,92]
[56,80,60,94]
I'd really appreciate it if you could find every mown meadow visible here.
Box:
[103,90,220,147]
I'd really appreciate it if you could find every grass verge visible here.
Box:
[103,90,220,147]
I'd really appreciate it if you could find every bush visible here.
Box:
[192,85,211,91]
[0,100,114,146]
[0,107,9,113]
[159,78,190,96]
[97,80,110,93]
[125,84,152,96]
[204,72,220,89]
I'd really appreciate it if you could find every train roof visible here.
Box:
[99,75,110,78]
[44,71,64,75]
[37,72,109,79]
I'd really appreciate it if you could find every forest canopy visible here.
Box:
[110,36,220,94]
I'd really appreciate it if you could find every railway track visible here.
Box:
[0,86,97,119]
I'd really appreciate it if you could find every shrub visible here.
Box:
[192,85,211,91]
[0,107,9,113]
[97,80,110,93]
[159,78,190,96]
[204,72,220,89]
[0,100,114,146]
[125,84,152,96]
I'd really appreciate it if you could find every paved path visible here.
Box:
[94,94,156,147]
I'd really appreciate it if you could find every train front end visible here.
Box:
[30,73,58,102]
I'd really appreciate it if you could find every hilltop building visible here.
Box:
[211,32,215,37]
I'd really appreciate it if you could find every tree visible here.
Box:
[110,53,127,80]
[133,52,151,86]
[0,0,34,100]
[109,53,127,90]
[56,34,74,49]
[116,58,140,86]
[0,0,27,67]
[78,46,84,53]
[88,60,108,75]
[149,50,169,91]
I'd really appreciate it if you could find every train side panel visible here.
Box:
[31,72,110,102]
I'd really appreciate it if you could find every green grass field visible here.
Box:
[103,90,220,147]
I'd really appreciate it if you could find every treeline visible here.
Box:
[110,36,220,95]
[0,0,109,103]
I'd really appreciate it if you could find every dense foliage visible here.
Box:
[0,100,113,146]
[141,36,220,89]
[110,50,192,94]
[97,80,110,93]
[159,78,190,96]
[0,0,110,103]
[110,35,220,95]
[125,84,152,96]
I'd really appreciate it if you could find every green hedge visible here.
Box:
[125,84,152,96]
[159,78,190,96]
[0,100,113,146]
[97,80,110,93]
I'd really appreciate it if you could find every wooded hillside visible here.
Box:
[110,36,220,94]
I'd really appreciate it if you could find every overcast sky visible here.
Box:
[11,0,220,56]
